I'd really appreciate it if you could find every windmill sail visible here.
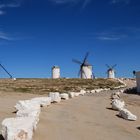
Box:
[0,64,13,78]
[72,52,93,79]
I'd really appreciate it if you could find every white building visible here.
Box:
[107,69,115,79]
[81,65,93,79]
[52,66,60,79]
[136,71,140,93]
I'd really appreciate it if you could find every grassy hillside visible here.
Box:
[0,78,123,95]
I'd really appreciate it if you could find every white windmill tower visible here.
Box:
[52,66,60,79]
[106,64,117,79]
[72,52,94,79]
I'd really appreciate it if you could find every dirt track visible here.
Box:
[0,79,140,140]
[33,92,140,140]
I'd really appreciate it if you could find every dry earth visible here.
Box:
[33,93,140,140]
[0,79,140,140]
[0,78,122,94]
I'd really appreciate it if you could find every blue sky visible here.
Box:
[0,0,140,78]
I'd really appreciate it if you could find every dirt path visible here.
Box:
[0,79,139,140]
[34,92,140,140]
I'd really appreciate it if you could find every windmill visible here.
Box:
[72,52,93,79]
[52,66,60,79]
[106,64,117,79]
[0,63,13,79]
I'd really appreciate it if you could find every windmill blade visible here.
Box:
[106,64,110,69]
[0,64,13,78]
[112,64,117,69]
[78,68,82,78]
[72,59,82,65]
[83,52,89,64]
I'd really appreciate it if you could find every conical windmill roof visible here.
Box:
[108,68,115,72]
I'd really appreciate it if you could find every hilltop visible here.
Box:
[0,78,123,95]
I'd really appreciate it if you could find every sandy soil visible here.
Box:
[0,79,139,140]
[34,93,140,140]
[0,88,140,140]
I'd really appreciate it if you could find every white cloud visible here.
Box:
[50,0,78,4]
[95,30,127,41]
[49,0,91,7]
[110,0,130,4]
[0,32,13,41]
[0,0,21,15]
[97,36,120,41]
[0,31,31,41]
[51,0,75,4]
[95,26,140,41]
[0,2,21,8]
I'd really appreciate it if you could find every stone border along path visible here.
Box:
[1,80,127,140]
[110,90,137,121]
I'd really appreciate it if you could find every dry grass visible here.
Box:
[0,78,123,95]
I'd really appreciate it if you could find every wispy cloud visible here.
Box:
[50,0,76,4]
[0,0,22,15]
[95,26,140,41]
[0,32,13,41]
[96,31,127,41]
[49,0,91,7]
[0,30,33,42]
[97,36,121,41]
[110,0,131,5]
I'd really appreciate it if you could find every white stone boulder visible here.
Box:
[95,89,103,93]
[15,100,40,111]
[16,108,40,130]
[60,93,69,100]
[12,78,16,81]
[1,117,34,140]
[114,86,120,89]
[31,97,51,107]
[90,90,95,93]
[74,91,85,96]
[120,85,126,88]
[79,90,86,95]
[111,92,121,100]
[74,92,80,97]
[112,99,125,111]
[49,92,61,103]
[103,88,110,91]
[119,109,137,121]
[86,90,91,94]
[119,89,125,93]
[68,92,75,98]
